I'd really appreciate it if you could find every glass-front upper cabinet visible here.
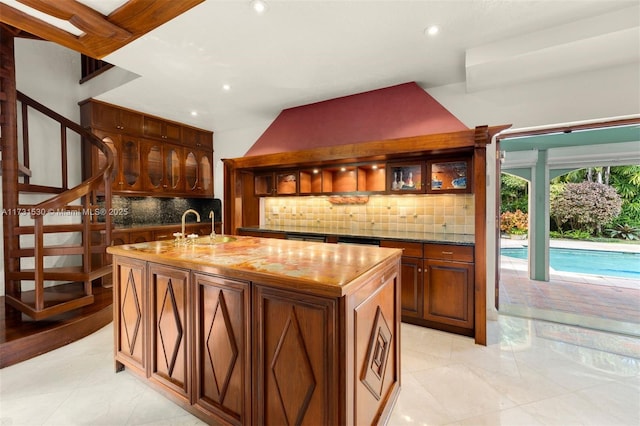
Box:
[198,153,213,196]
[145,143,163,191]
[165,146,182,191]
[427,158,472,193]
[121,139,141,189]
[387,162,424,193]
[185,151,198,191]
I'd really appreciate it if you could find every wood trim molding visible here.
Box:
[0,0,203,59]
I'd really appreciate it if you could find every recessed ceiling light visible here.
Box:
[222,84,231,91]
[425,25,439,36]
[191,111,198,116]
[250,0,268,14]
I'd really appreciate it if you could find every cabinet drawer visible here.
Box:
[380,240,423,258]
[424,244,473,263]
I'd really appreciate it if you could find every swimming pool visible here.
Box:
[501,247,640,279]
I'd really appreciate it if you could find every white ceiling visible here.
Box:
[81,0,640,134]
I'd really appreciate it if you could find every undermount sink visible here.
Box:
[192,235,237,245]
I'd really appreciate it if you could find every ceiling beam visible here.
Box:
[18,0,132,40]
[0,0,203,58]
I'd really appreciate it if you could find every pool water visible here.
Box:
[501,247,640,279]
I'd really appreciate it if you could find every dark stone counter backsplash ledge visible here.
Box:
[98,196,222,227]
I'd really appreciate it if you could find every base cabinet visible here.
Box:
[114,257,146,375]
[381,240,474,336]
[424,259,474,329]
[254,285,338,425]
[111,253,401,425]
[148,264,190,400]
[193,273,251,426]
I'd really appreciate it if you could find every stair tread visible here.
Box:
[8,265,112,280]
[15,223,107,234]
[12,244,108,258]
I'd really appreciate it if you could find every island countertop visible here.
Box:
[107,235,402,297]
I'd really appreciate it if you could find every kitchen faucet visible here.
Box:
[209,210,216,238]
[181,209,201,240]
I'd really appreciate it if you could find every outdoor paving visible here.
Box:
[499,238,640,338]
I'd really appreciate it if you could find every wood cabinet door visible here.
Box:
[91,102,142,135]
[111,231,130,246]
[141,140,165,193]
[182,127,212,149]
[423,259,474,329]
[399,256,423,319]
[114,257,146,375]
[197,151,213,197]
[193,274,251,425]
[129,230,152,244]
[164,144,184,194]
[253,285,338,426]
[149,264,191,400]
[144,116,181,143]
[183,149,212,196]
[118,136,143,191]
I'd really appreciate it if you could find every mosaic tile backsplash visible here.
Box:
[262,194,475,235]
[103,197,221,227]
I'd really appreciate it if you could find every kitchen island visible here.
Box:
[107,235,402,425]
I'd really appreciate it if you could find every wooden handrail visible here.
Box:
[16,91,113,218]
[15,90,114,312]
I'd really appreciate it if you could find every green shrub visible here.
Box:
[550,181,622,236]
[500,210,528,234]
[605,223,640,240]
[562,229,593,240]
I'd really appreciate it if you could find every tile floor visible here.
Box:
[1,317,638,425]
[499,238,640,337]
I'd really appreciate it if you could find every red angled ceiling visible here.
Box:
[245,82,468,157]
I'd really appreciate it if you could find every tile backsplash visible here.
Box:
[102,197,221,226]
[262,194,475,234]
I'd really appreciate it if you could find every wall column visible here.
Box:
[529,150,550,281]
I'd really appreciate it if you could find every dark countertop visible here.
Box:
[114,221,221,230]
[239,225,475,245]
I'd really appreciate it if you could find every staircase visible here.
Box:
[1,29,114,320]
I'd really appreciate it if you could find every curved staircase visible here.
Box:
[1,27,115,367]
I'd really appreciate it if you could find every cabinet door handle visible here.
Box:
[418,268,422,273]
[442,251,453,255]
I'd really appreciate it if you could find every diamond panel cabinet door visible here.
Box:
[192,273,251,425]
[149,264,190,401]
[114,257,147,375]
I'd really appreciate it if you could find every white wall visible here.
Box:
[0,40,83,295]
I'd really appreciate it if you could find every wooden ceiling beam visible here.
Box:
[0,4,89,54]
[0,0,204,59]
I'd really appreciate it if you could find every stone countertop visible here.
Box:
[239,225,475,245]
[107,235,402,297]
